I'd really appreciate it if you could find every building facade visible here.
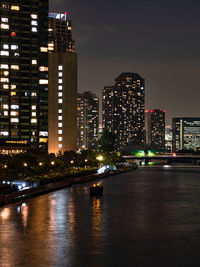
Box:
[145,109,165,151]
[102,86,114,133]
[0,0,48,152]
[102,73,145,151]
[165,125,172,152]
[77,91,99,150]
[48,12,74,53]
[48,13,77,154]
[172,118,200,152]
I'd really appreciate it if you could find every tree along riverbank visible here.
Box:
[0,165,137,206]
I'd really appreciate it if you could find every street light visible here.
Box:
[51,161,55,165]
[70,160,74,164]
[96,155,103,161]
[24,162,27,167]
[4,164,7,169]
[39,162,43,166]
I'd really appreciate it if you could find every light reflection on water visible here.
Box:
[1,168,200,266]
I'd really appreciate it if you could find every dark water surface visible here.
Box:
[1,168,200,267]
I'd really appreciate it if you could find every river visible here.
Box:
[1,167,200,267]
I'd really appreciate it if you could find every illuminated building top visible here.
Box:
[49,12,67,21]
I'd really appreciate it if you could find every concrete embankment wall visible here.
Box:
[0,173,98,206]
[0,167,136,207]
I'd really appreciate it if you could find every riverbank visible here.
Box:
[0,165,137,206]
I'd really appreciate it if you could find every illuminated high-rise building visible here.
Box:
[145,109,165,151]
[48,13,77,154]
[0,1,48,153]
[102,86,114,133]
[77,91,99,150]
[48,12,74,53]
[102,73,145,150]
[172,118,200,152]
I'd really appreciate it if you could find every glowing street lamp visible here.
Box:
[4,164,7,168]
[24,162,27,167]
[39,162,43,166]
[96,155,103,161]
[70,160,74,164]
[51,161,55,165]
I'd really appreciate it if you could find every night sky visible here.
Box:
[50,0,200,124]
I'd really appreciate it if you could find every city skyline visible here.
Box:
[50,0,200,124]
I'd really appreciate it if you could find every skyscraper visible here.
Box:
[102,86,114,133]
[102,73,145,151]
[48,13,77,154]
[77,91,99,150]
[48,12,74,53]
[172,118,200,152]
[0,1,48,153]
[145,109,165,151]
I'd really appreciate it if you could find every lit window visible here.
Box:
[11,84,16,89]
[3,84,9,89]
[58,85,62,90]
[58,130,62,134]
[39,66,48,71]
[58,92,62,97]
[58,72,62,77]
[10,111,18,116]
[11,45,18,50]
[58,123,62,127]
[58,137,62,141]
[58,116,62,121]
[40,47,48,52]
[31,27,37,32]
[31,112,36,117]
[11,32,16,37]
[0,131,9,136]
[31,119,37,123]
[58,144,62,148]
[39,79,48,84]
[39,138,47,143]
[1,18,8,23]
[31,92,37,97]
[32,59,37,65]
[3,71,9,76]
[10,118,19,123]
[4,111,8,116]
[0,51,9,56]
[58,99,63,104]
[39,131,48,136]
[14,52,19,57]
[58,65,63,70]
[10,92,16,96]
[11,5,20,11]
[0,64,9,69]
[0,78,9,82]
[0,23,9,29]
[32,105,36,110]
[31,20,38,26]
[58,109,62,113]
[11,105,19,109]
[3,104,9,109]
[58,79,63,84]
[11,65,19,70]
[48,45,54,51]
[31,14,38,19]
[3,44,9,49]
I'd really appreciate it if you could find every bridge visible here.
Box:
[122,153,200,164]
